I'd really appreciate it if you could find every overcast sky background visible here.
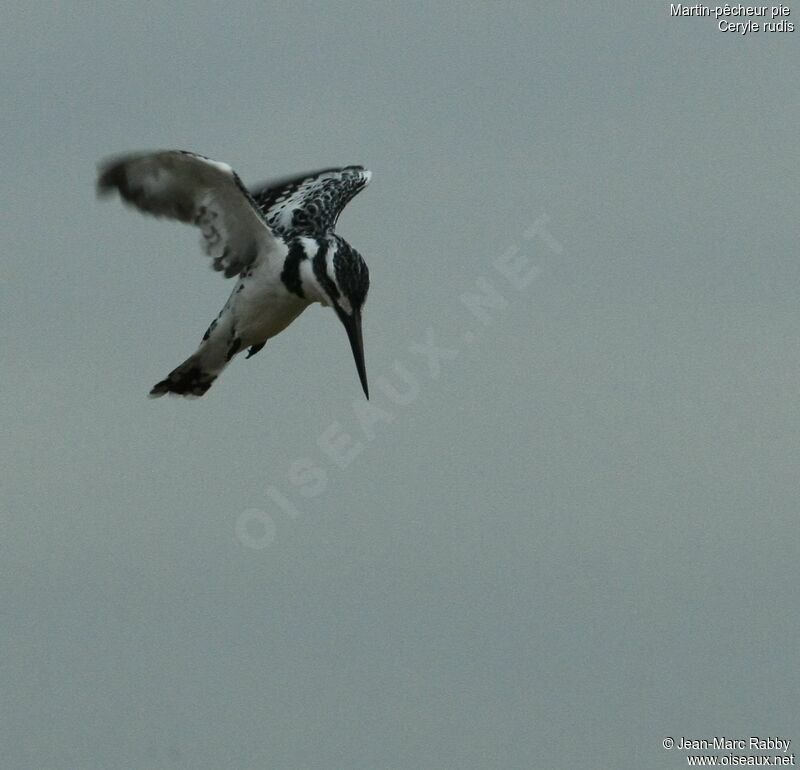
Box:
[2,3,798,768]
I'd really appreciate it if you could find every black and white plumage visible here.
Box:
[97,150,372,399]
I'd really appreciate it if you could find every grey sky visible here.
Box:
[2,3,798,768]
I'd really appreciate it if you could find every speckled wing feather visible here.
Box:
[250,166,371,239]
[97,150,285,278]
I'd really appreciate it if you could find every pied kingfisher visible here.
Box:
[97,150,372,398]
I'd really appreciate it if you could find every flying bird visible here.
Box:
[97,150,371,398]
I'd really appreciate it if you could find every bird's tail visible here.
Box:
[149,316,239,398]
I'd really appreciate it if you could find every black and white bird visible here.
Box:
[97,150,372,398]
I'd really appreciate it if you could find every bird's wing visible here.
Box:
[97,150,285,278]
[250,166,371,238]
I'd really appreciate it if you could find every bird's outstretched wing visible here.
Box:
[250,166,371,238]
[97,150,285,278]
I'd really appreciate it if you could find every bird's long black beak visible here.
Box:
[337,307,369,399]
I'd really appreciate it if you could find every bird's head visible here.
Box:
[303,235,370,398]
